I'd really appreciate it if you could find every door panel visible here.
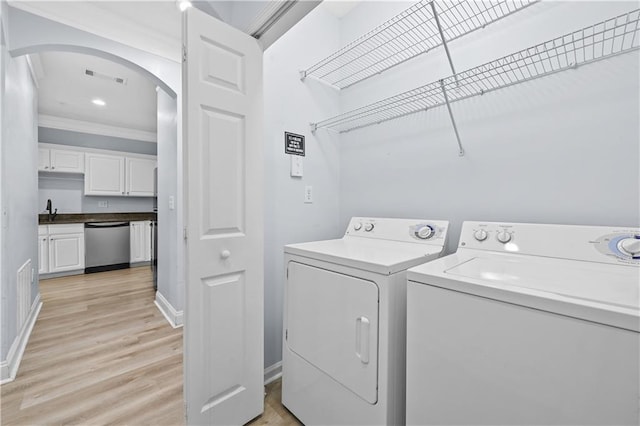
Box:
[49,234,84,272]
[126,157,156,196]
[200,108,245,236]
[39,236,49,274]
[50,149,84,173]
[286,262,380,404]
[38,148,50,171]
[85,153,125,196]
[184,7,264,425]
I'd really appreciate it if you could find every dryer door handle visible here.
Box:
[355,316,370,364]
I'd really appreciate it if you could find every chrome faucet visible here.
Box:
[46,199,58,222]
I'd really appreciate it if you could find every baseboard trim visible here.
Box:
[154,291,183,329]
[0,294,42,384]
[264,361,282,385]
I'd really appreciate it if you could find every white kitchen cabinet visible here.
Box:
[84,153,155,197]
[38,226,49,274]
[130,220,152,263]
[39,224,85,275]
[39,148,84,173]
[126,158,156,197]
[84,153,126,196]
[38,149,50,171]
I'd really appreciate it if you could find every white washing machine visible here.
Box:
[406,221,640,426]
[282,217,449,425]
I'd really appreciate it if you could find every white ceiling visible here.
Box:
[36,51,158,134]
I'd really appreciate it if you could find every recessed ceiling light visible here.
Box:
[92,98,106,107]
[178,0,192,12]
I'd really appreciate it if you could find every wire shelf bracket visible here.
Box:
[310,9,640,156]
[300,0,539,89]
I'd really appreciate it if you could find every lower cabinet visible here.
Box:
[130,221,151,264]
[39,224,85,275]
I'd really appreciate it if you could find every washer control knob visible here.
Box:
[496,230,512,244]
[364,223,374,232]
[474,229,488,241]
[353,222,362,231]
[415,225,434,239]
[618,236,640,257]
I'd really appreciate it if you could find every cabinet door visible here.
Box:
[130,221,145,263]
[49,233,85,272]
[126,157,156,197]
[84,153,126,196]
[38,235,49,274]
[38,148,51,171]
[50,149,84,173]
[144,220,152,261]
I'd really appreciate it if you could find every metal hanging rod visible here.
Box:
[300,0,538,89]
[310,9,640,155]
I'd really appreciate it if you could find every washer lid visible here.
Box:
[285,237,444,275]
[407,251,640,331]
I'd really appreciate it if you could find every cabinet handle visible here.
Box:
[122,191,125,195]
[44,166,49,169]
[127,192,130,195]
[51,166,55,170]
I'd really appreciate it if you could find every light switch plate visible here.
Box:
[169,196,175,210]
[304,186,313,203]
[290,155,303,177]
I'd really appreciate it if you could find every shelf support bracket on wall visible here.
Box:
[431,2,458,85]
[439,80,465,157]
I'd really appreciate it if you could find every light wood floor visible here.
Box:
[1,267,299,426]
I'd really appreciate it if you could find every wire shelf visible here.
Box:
[301,0,538,89]
[312,9,640,135]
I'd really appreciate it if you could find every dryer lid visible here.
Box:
[285,237,443,275]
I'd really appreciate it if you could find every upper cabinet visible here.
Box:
[84,153,126,196]
[39,148,84,173]
[126,158,156,197]
[84,153,156,197]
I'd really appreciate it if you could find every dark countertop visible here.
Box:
[39,212,157,225]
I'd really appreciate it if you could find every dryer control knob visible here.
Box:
[415,225,434,239]
[497,230,512,244]
[474,229,488,241]
[353,222,362,231]
[364,223,374,232]
[618,236,640,257]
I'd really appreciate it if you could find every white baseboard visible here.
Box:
[0,294,42,384]
[154,291,183,329]
[264,361,282,385]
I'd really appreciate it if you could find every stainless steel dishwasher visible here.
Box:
[84,222,130,273]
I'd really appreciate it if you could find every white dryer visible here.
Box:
[282,217,449,425]
[406,221,640,426]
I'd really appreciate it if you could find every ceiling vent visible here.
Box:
[85,69,127,85]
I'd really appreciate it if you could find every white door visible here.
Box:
[49,233,85,272]
[85,153,126,196]
[143,221,152,261]
[50,149,84,173]
[126,157,156,196]
[183,7,264,425]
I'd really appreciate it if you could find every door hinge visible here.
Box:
[285,329,288,340]
[182,45,187,63]
[183,227,188,240]
[286,268,288,278]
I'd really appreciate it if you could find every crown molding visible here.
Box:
[39,114,157,143]
[7,1,181,62]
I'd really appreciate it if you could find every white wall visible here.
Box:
[336,1,640,253]
[157,88,182,312]
[263,6,342,368]
[0,36,38,359]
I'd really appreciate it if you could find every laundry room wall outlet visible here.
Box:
[304,186,313,203]
[98,201,109,208]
